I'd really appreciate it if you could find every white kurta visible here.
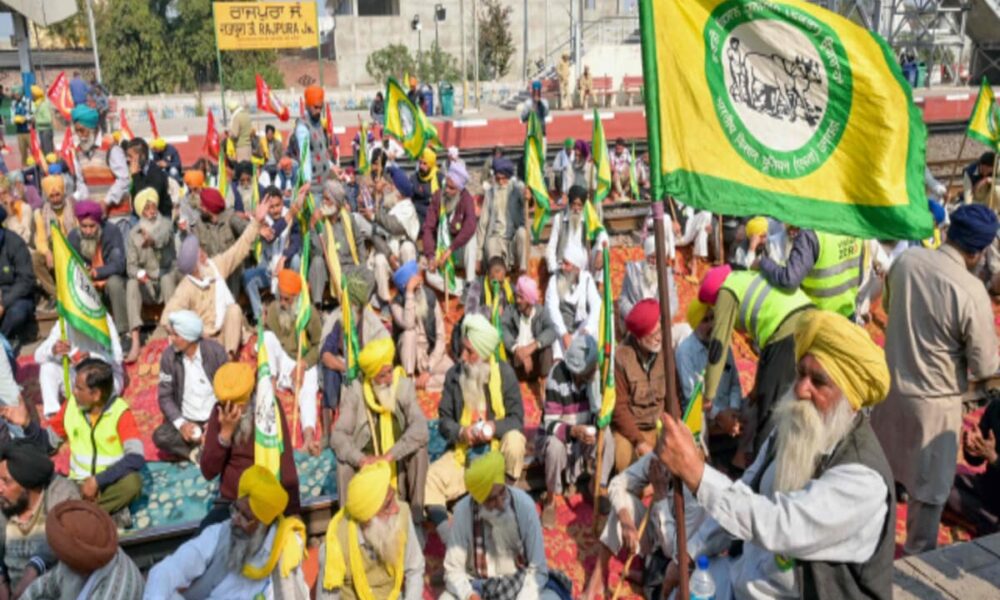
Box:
[685,435,888,599]
[544,271,601,362]
[34,315,124,415]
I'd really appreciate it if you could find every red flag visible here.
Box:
[204,110,220,157]
[119,109,134,141]
[255,74,289,122]
[46,71,74,122]
[59,127,75,175]
[28,127,48,172]
[324,102,334,139]
[147,108,159,139]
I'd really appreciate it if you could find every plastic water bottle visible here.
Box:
[690,555,716,600]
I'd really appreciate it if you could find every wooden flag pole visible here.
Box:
[716,213,724,265]
[592,427,605,535]
[611,507,652,600]
[292,333,303,448]
[945,133,969,201]
[992,151,1000,211]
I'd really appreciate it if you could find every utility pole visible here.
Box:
[523,0,529,82]
[473,0,480,110]
[461,0,468,112]
[575,0,584,81]
[85,0,102,83]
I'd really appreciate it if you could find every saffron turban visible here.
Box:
[177,235,201,275]
[183,170,205,189]
[359,338,395,381]
[277,268,302,296]
[462,313,500,361]
[238,465,288,526]
[74,200,103,223]
[46,500,118,574]
[625,299,660,339]
[563,244,587,271]
[686,298,709,330]
[346,461,392,522]
[200,188,225,215]
[698,264,733,305]
[304,85,324,107]
[392,260,419,292]
[948,204,999,253]
[793,310,890,410]
[134,188,159,216]
[213,362,255,405]
[71,105,99,130]
[168,310,203,342]
[465,451,506,503]
[41,175,64,197]
[745,217,769,238]
[515,275,539,305]
[447,161,469,189]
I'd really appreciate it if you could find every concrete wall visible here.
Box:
[332,0,626,87]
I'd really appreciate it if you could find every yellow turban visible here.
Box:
[31,85,43,99]
[41,175,64,198]
[345,461,392,522]
[746,217,768,238]
[45,152,58,165]
[134,188,159,216]
[465,451,505,503]
[793,310,890,410]
[358,338,395,381]
[686,298,709,330]
[151,137,167,150]
[462,313,500,360]
[238,465,289,525]
[420,147,437,166]
[213,362,255,405]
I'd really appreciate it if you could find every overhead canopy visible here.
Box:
[1,0,78,27]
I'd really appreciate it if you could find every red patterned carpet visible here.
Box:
[17,245,985,598]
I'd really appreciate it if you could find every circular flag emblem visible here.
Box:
[705,1,853,178]
[989,102,1000,140]
[399,102,416,139]
[68,261,105,319]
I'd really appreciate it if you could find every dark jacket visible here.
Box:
[421,188,477,260]
[157,339,228,426]
[409,169,445,226]
[68,223,126,280]
[758,229,819,290]
[0,229,36,308]
[131,163,171,217]
[612,336,667,445]
[152,145,182,179]
[499,305,558,356]
[438,360,524,452]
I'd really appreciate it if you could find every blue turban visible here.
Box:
[387,165,413,198]
[168,310,203,342]
[928,200,946,226]
[948,204,999,253]
[532,80,542,91]
[493,157,515,177]
[564,334,597,375]
[393,260,419,292]
[48,163,63,175]
[71,105,99,130]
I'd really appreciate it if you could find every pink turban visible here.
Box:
[698,264,732,305]
[74,200,103,224]
[515,275,539,305]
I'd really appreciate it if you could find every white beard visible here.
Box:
[362,512,405,566]
[373,381,396,413]
[480,504,522,560]
[226,522,269,573]
[413,286,429,322]
[642,262,658,290]
[460,361,491,413]
[556,271,578,298]
[234,404,254,446]
[771,391,857,494]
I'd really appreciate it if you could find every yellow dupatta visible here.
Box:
[323,210,360,300]
[483,278,513,361]
[453,357,504,467]
[241,516,307,580]
[362,366,406,487]
[322,506,409,599]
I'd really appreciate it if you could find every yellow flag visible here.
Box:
[52,225,111,348]
[254,324,283,476]
[591,109,612,203]
[968,77,1000,150]
[639,0,931,241]
[384,77,440,159]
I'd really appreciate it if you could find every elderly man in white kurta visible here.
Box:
[544,244,601,362]
[657,310,896,600]
[872,204,1000,555]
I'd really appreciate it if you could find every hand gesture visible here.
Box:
[45,253,54,270]
[966,427,999,465]
[621,520,640,555]
[656,412,706,492]
[254,198,270,223]
[304,427,321,456]
[0,397,30,428]
[80,476,99,501]
[179,421,198,443]
[217,402,244,443]
[52,340,71,357]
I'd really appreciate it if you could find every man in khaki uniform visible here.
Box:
[872,204,1000,555]
[556,53,572,109]
[578,66,594,109]
[227,99,253,162]
[160,201,269,358]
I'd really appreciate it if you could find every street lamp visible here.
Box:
[434,4,446,50]
[412,14,423,63]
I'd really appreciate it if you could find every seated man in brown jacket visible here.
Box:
[612,299,666,473]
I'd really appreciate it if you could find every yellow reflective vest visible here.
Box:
[64,395,128,481]
[800,231,863,318]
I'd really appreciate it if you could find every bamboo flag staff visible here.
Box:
[611,508,652,600]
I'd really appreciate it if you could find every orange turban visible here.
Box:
[184,170,205,189]
[304,85,324,107]
[277,269,302,296]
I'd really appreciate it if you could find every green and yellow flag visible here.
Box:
[684,377,705,444]
[629,141,640,201]
[341,274,361,383]
[968,77,1000,150]
[52,225,111,349]
[436,200,458,293]
[217,144,228,200]
[596,246,615,429]
[591,109,612,204]
[254,323,283,476]
[525,110,551,242]
[583,200,604,241]
[295,234,312,343]
[384,77,441,159]
[357,119,371,176]
[638,0,931,240]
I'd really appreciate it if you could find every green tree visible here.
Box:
[96,0,185,94]
[365,44,418,85]
[43,0,88,50]
[418,42,460,84]
[478,0,514,80]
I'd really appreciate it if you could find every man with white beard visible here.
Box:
[329,338,429,526]
[145,466,309,599]
[316,461,424,599]
[544,244,601,361]
[390,260,452,391]
[475,158,527,274]
[620,232,679,326]
[657,310,895,600]
[545,185,606,275]
[442,451,570,600]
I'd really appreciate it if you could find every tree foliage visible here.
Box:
[478,0,515,80]
[365,44,418,86]
[44,0,89,50]
[418,42,460,84]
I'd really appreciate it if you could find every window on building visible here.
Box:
[357,0,400,16]
[332,0,353,16]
